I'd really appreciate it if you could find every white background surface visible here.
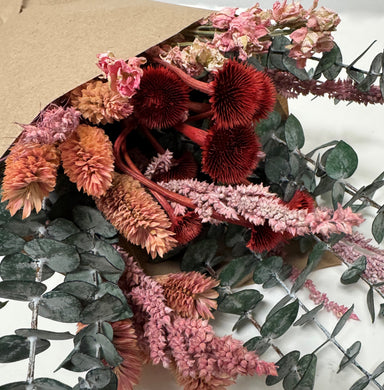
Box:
[1,1,384,389]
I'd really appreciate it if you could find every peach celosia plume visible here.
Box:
[1,142,60,219]
[95,173,177,259]
[59,124,115,197]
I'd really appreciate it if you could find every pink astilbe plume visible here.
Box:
[154,271,219,319]
[70,80,133,125]
[116,249,276,390]
[144,149,174,179]
[97,52,146,98]
[2,142,60,219]
[19,106,81,145]
[95,173,177,258]
[59,124,115,197]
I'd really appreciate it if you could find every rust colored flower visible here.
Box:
[110,319,143,390]
[253,72,277,122]
[155,271,219,319]
[201,124,261,184]
[171,211,203,245]
[246,221,286,253]
[1,142,60,219]
[59,124,114,197]
[286,189,316,212]
[70,80,133,125]
[95,173,178,258]
[131,66,189,129]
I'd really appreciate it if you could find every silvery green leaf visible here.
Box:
[266,350,301,386]
[340,256,366,285]
[218,289,263,315]
[96,333,123,367]
[244,336,271,356]
[64,232,95,252]
[0,335,50,363]
[283,353,317,390]
[332,181,345,209]
[0,253,54,282]
[181,239,218,272]
[285,115,305,151]
[0,228,25,256]
[86,368,112,388]
[53,281,97,304]
[325,141,358,180]
[72,206,117,238]
[294,304,324,327]
[349,376,370,390]
[367,287,375,323]
[0,280,46,301]
[331,305,355,338]
[372,211,384,244]
[24,238,80,274]
[0,382,29,390]
[372,360,384,379]
[266,295,293,321]
[219,255,257,287]
[32,378,72,390]
[314,43,342,79]
[15,329,74,340]
[70,352,104,372]
[46,218,81,241]
[36,291,83,323]
[338,341,361,373]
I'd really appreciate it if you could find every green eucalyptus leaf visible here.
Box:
[313,175,335,197]
[96,282,132,320]
[325,141,358,180]
[92,240,125,271]
[367,286,375,323]
[0,200,12,225]
[72,206,117,238]
[285,115,305,151]
[266,295,293,321]
[46,218,81,241]
[294,304,323,326]
[24,238,80,274]
[283,353,317,390]
[379,303,384,317]
[15,328,74,340]
[0,227,25,256]
[331,305,355,338]
[372,211,384,244]
[32,378,72,390]
[265,350,301,386]
[298,169,316,192]
[244,336,271,356]
[337,341,361,373]
[0,253,54,282]
[269,36,291,70]
[282,56,309,80]
[80,253,122,275]
[74,323,98,345]
[219,255,257,287]
[181,239,218,272]
[231,313,249,332]
[101,322,114,342]
[253,256,283,285]
[36,291,83,323]
[64,232,96,252]
[291,242,326,293]
[80,294,127,324]
[349,376,370,390]
[265,156,291,183]
[0,382,29,390]
[65,269,98,284]
[340,256,366,285]
[261,300,299,339]
[96,333,123,367]
[86,368,112,388]
[218,289,263,315]
[314,43,342,79]
[53,281,97,304]
[256,111,282,137]
[372,360,384,379]
[0,280,46,301]
[332,180,345,209]
[70,352,104,372]
[79,335,99,357]
[0,335,50,363]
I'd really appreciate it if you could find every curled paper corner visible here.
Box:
[0,0,212,157]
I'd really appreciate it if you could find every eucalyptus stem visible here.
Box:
[274,274,384,389]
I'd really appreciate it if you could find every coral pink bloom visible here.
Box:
[2,142,60,219]
[209,7,238,29]
[155,271,219,319]
[111,319,143,390]
[307,6,340,32]
[272,0,307,27]
[59,124,114,197]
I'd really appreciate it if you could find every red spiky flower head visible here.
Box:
[202,124,262,184]
[132,66,189,129]
[246,221,286,253]
[286,189,316,212]
[253,72,277,122]
[171,211,203,245]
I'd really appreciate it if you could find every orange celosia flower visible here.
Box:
[154,271,219,319]
[59,124,114,197]
[111,319,144,390]
[95,173,178,258]
[1,142,60,219]
[70,80,133,125]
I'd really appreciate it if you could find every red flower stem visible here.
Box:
[152,57,214,95]
[140,126,166,154]
[187,110,213,122]
[188,101,211,113]
[174,123,207,146]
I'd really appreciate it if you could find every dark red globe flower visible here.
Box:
[247,221,287,253]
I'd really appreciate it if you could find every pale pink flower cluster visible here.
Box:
[97,52,146,97]
[272,0,307,26]
[19,106,81,145]
[290,267,359,320]
[160,179,363,238]
[116,248,276,388]
[144,150,174,179]
[333,233,384,293]
[161,39,226,77]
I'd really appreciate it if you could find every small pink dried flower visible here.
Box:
[154,271,219,319]
[272,0,307,27]
[97,52,146,97]
[70,80,133,125]
[59,124,114,197]
[307,6,340,32]
[1,142,60,219]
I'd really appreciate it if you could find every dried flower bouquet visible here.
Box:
[0,1,384,390]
